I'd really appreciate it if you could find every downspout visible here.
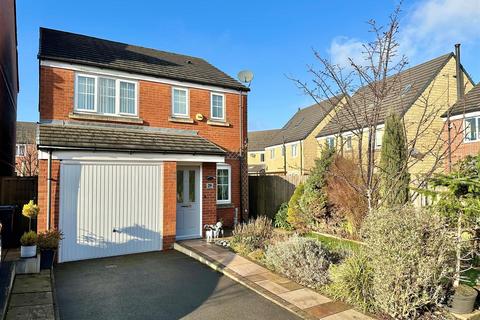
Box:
[239,90,245,222]
[300,141,303,175]
[46,150,52,230]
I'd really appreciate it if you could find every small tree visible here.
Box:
[22,200,39,231]
[379,112,410,207]
[287,183,307,230]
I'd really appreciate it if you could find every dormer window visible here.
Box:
[75,73,137,116]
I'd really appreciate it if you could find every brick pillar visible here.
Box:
[162,161,177,249]
[37,158,60,232]
[202,162,217,236]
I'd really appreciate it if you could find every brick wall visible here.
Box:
[37,159,60,232]
[444,118,480,171]
[202,162,217,234]
[162,161,176,249]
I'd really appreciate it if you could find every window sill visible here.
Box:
[168,116,194,124]
[207,120,230,127]
[69,112,144,124]
[217,203,234,209]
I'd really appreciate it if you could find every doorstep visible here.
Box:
[174,239,374,320]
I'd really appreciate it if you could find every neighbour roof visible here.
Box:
[317,53,461,138]
[16,122,37,144]
[37,124,226,155]
[38,28,248,91]
[443,84,480,117]
[248,129,281,151]
[269,97,341,146]
[248,163,266,174]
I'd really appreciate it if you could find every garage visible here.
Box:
[59,162,163,262]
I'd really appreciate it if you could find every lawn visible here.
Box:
[306,232,363,255]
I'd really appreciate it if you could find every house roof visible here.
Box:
[38,28,248,92]
[269,97,340,146]
[16,122,37,144]
[248,163,266,174]
[248,129,281,151]
[37,124,226,155]
[317,53,465,138]
[443,84,480,117]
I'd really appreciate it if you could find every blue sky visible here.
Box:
[16,0,480,130]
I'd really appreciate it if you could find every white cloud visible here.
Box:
[328,0,480,67]
[401,0,480,60]
[328,36,366,68]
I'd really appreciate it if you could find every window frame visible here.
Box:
[291,143,298,158]
[171,87,190,118]
[326,137,335,149]
[216,163,231,204]
[210,92,226,121]
[344,135,353,150]
[74,73,138,117]
[464,117,480,143]
[260,153,265,162]
[16,144,26,156]
[375,128,383,149]
[270,148,275,159]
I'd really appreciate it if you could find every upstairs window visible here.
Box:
[260,153,265,162]
[345,135,352,150]
[465,117,479,142]
[172,87,189,117]
[16,144,26,156]
[281,146,285,157]
[291,144,298,157]
[211,93,225,120]
[75,73,137,116]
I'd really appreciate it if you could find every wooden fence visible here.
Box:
[249,174,307,219]
[0,176,38,247]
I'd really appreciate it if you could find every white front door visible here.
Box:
[176,166,201,240]
[59,162,163,262]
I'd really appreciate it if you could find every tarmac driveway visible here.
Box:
[54,250,300,320]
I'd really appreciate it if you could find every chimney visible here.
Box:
[455,44,465,101]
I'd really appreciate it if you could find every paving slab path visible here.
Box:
[175,239,375,320]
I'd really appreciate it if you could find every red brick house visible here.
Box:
[443,84,480,170]
[15,121,38,176]
[36,28,249,262]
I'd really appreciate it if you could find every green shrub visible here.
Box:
[287,183,310,230]
[264,236,336,289]
[37,229,63,249]
[274,202,292,230]
[230,216,273,255]
[362,206,455,319]
[327,251,374,312]
[20,231,37,246]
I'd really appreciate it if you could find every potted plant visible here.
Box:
[451,284,479,314]
[37,229,63,269]
[20,231,37,258]
[22,200,39,231]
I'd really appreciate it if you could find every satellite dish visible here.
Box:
[237,70,254,84]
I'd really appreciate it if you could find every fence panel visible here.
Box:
[0,176,38,247]
[249,174,306,219]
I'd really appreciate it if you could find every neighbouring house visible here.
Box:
[36,28,249,262]
[247,129,279,175]
[442,83,480,169]
[0,0,19,177]
[253,97,343,175]
[316,53,474,184]
[15,122,38,176]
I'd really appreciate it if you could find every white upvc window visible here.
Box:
[281,145,285,157]
[291,143,298,158]
[270,148,275,159]
[375,128,383,149]
[172,87,189,117]
[326,137,335,149]
[260,153,265,162]
[211,93,225,121]
[217,163,231,204]
[16,144,26,156]
[344,135,353,150]
[75,73,137,116]
[465,117,480,142]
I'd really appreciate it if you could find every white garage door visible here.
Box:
[59,162,163,262]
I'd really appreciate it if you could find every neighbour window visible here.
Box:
[217,164,231,204]
[465,117,479,142]
[375,128,383,149]
[326,137,335,149]
[211,93,225,120]
[291,144,298,157]
[281,146,285,157]
[345,135,352,150]
[172,87,189,117]
[76,75,96,111]
[16,144,26,156]
[260,153,265,162]
[270,149,275,159]
[75,73,137,116]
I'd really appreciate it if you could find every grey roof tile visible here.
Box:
[38,28,248,91]
[38,124,226,155]
[16,122,37,144]
[444,84,480,117]
[248,129,281,151]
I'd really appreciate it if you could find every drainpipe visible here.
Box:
[46,150,52,230]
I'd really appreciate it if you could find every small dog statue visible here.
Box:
[204,221,224,243]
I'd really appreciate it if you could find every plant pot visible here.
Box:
[451,284,478,314]
[40,249,56,270]
[20,245,37,258]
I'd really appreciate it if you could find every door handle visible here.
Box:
[181,205,191,208]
